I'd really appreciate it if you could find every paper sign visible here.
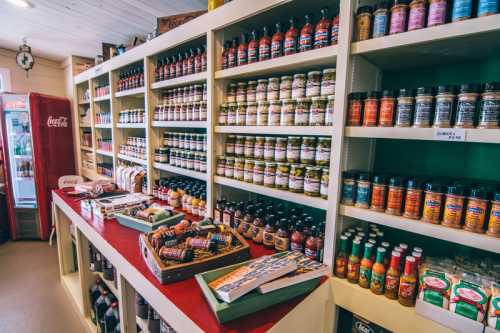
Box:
[433,129,466,142]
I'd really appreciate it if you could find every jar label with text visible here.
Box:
[428,0,447,26]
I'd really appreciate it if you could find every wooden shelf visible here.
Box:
[215,126,334,136]
[154,163,207,181]
[151,121,207,128]
[340,205,500,254]
[214,176,328,210]
[331,277,453,333]
[93,95,110,102]
[115,87,145,98]
[96,149,113,157]
[117,154,148,166]
[78,100,90,105]
[95,123,112,129]
[81,146,94,152]
[116,123,146,129]
[80,123,92,128]
[345,127,500,144]
[215,45,338,80]
[151,72,206,90]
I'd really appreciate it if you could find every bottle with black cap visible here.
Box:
[395,88,414,127]
[413,87,434,128]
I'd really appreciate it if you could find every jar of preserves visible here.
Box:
[441,184,466,229]
[235,135,245,157]
[244,159,255,183]
[236,82,247,103]
[295,97,311,126]
[326,95,335,125]
[236,102,247,126]
[478,82,500,129]
[267,77,280,101]
[292,74,306,99]
[379,90,396,127]
[306,71,322,97]
[395,88,414,127]
[268,100,282,126]
[413,87,433,128]
[300,136,317,165]
[281,99,296,126]
[402,178,423,220]
[422,182,443,224]
[227,83,237,103]
[433,85,455,128]
[355,5,373,41]
[304,166,321,197]
[264,162,277,187]
[225,135,236,156]
[257,101,269,126]
[253,160,265,185]
[347,93,363,126]
[289,164,305,193]
[386,176,405,215]
[310,96,328,125]
[247,81,257,102]
[234,158,245,181]
[320,168,329,199]
[264,137,276,161]
[321,68,336,96]
[244,136,255,158]
[245,101,258,126]
[274,137,288,162]
[455,83,479,128]
[256,79,268,101]
[224,156,235,178]
[276,162,290,190]
[286,136,301,163]
[254,136,265,160]
[370,175,387,211]
[279,76,293,100]
[315,137,331,166]
[463,186,488,233]
[227,103,237,125]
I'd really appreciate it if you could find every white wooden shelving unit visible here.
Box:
[68,1,500,332]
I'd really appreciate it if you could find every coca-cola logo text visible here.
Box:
[47,116,68,128]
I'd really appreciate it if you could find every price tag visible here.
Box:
[433,128,466,142]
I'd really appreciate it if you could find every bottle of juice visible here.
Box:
[358,243,374,288]
[384,250,402,299]
[334,235,349,278]
[347,239,361,283]
[398,256,417,306]
[369,247,387,295]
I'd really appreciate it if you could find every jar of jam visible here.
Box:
[267,77,280,101]
[264,137,276,161]
[275,137,287,162]
[246,102,258,126]
[413,87,434,128]
[289,164,305,193]
[276,162,290,190]
[342,171,358,205]
[254,136,265,160]
[355,6,373,41]
[389,0,409,35]
[314,7,331,49]
[355,173,372,209]
[264,162,277,187]
[244,136,255,158]
[310,96,328,125]
[253,160,265,185]
[487,190,500,237]
[320,168,329,199]
[234,135,245,157]
[218,104,228,125]
[478,82,500,129]
[234,158,245,181]
[227,83,237,103]
[370,175,387,212]
[292,74,306,99]
[363,91,380,127]
[299,13,314,52]
[321,68,336,96]
[403,178,423,220]
[227,103,237,125]
[306,71,322,97]
[441,184,466,228]
[286,136,301,163]
[224,156,235,178]
[257,101,269,126]
[247,80,257,102]
[422,182,443,224]
[279,76,293,100]
[284,17,299,56]
[455,83,479,128]
[295,97,311,126]
[463,186,488,233]
[268,100,282,126]
[236,82,247,103]
[386,176,405,215]
[326,95,335,125]
[225,135,236,156]
[433,85,455,128]
[315,137,331,166]
[256,79,268,101]
[408,0,426,31]
[236,102,247,126]
[304,166,321,197]
[281,99,296,126]
[300,137,316,165]
[379,90,396,127]
[395,88,414,127]
[347,93,364,126]
[427,0,448,26]
[216,156,226,176]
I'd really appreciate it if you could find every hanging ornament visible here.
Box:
[16,38,35,77]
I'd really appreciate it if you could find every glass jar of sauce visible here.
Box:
[310,96,328,125]
[304,166,322,197]
[321,68,336,96]
[279,76,293,100]
[253,160,265,185]
[315,137,331,166]
[300,137,316,165]
[289,164,305,193]
[281,99,296,126]
[422,182,443,224]
[274,137,287,162]
[264,162,277,187]
[286,136,301,163]
[264,137,276,161]
[295,97,311,126]
[267,77,280,101]
[441,184,466,229]
[463,186,489,233]
[306,71,322,97]
[292,74,306,99]
[276,162,290,190]
[254,136,265,160]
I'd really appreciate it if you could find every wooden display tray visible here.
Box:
[139,229,251,284]
[195,255,320,324]
[114,211,185,233]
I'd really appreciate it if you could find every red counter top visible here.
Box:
[54,190,319,333]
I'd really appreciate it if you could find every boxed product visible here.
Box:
[487,283,500,331]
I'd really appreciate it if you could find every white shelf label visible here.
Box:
[433,129,466,142]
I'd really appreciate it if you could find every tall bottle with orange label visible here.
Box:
[369,247,387,295]
[347,239,361,283]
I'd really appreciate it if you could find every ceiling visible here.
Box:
[0,0,207,62]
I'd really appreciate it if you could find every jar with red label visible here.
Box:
[386,176,405,216]
[267,77,280,101]
[370,175,387,212]
[487,190,500,237]
[363,91,380,127]
[299,13,314,52]
[347,93,364,126]
[292,74,306,99]
[408,0,426,31]
[331,12,340,45]
[256,79,268,102]
[284,17,299,56]
[402,178,423,219]
[463,186,489,233]
[422,182,443,224]
[247,81,257,102]
[271,22,284,59]
[259,26,271,61]
[441,184,466,228]
[279,76,293,100]
[237,33,248,66]
[314,7,331,49]
[379,90,396,126]
[221,41,230,69]
[390,0,409,35]
[248,30,259,64]
[228,37,238,68]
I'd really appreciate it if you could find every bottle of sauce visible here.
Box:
[398,256,417,306]
[222,201,235,228]
[358,242,374,288]
[259,26,271,61]
[237,33,248,66]
[228,37,238,68]
[290,221,305,252]
[221,41,230,69]
[248,29,260,64]
[384,250,402,299]
[284,17,299,56]
[334,235,349,278]
[314,7,331,49]
[347,239,361,283]
[271,22,284,59]
[195,47,203,73]
[155,58,162,82]
[304,225,319,260]
[239,205,255,238]
[214,199,226,224]
[303,216,314,240]
[299,14,314,52]
[175,53,183,78]
[331,11,340,45]
[275,218,290,251]
[263,214,277,249]
[201,45,207,72]
[369,247,387,295]
[182,51,190,76]
[169,56,177,78]
[232,202,244,231]
[251,209,265,243]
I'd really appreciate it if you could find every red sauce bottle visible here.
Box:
[271,22,284,59]
[169,56,176,79]
[299,13,314,52]
[195,47,203,73]
[259,26,271,61]
[305,225,319,260]
[237,33,248,66]
[201,45,207,72]
[227,37,238,68]
[284,17,299,56]
[221,41,230,70]
[182,51,190,76]
[187,49,195,75]
[163,57,170,80]
[331,11,340,45]
[314,7,331,49]
[248,30,259,64]
[175,53,183,78]
[290,220,305,252]
[139,67,144,87]
[156,58,162,82]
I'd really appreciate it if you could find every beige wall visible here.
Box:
[0,47,65,97]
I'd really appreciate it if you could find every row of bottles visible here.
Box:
[117,65,144,92]
[154,45,207,82]
[152,177,207,218]
[14,135,32,156]
[89,277,120,333]
[136,293,177,333]
[16,160,33,178]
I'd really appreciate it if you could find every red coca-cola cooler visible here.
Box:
[0,93,75,240]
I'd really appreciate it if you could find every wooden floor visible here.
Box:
[0,241,86,333]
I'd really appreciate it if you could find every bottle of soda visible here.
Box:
[104,302,120,333]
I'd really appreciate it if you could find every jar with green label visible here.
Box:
[275,137,288,162]
[286,136,301,163]
[321,168,329,199]
[300,136,317,165]
[264,162,277,187]
[304,166,321,196]
[315,137,331,166]
[289,164,305,193]
[276,163,290,190]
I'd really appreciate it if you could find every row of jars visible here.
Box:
[153,101,208,122]
[225,135,331,166]
[341,170,500,238]
[225,69,336,104]
[97,138,112,152]
[219,96,334,127]
[94,84,109,97]
[163,132,207,153]
[217,157,329,198]
[160,84,207,105]
[118,108,146,124]
[154,148,208,174]
[119,137,147,160]
[347,83,500,128]
[96,111,111,125]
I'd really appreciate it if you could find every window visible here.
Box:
[0,68,12,93]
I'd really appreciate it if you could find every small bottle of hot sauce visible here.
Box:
[195,47,203,73]
[183,51,190,76]
[221,41,230,70]
[263,214,277,249]
[169,56,177,79]
[237,33,249,66]
[290,220,305,252]
[334,235,349,278]
[384,250,402,299]
[398,256,417,306]
[163,57,170,80]
[314,7,331,49]
[175,53,183,78]
[331,11,340,45]
[248,30,260,64]
[259,26,272,61]
[271,22,284,59]
[284,17,299,56]
[347,239,361,283]
[369,247,387,295]
[228,37,238,68]
[299,13,314,53]
[358,242,374,288]
[275,218,290,252]
[304,225,319,260]
[201,45,207,72]
[187,49,195,75]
